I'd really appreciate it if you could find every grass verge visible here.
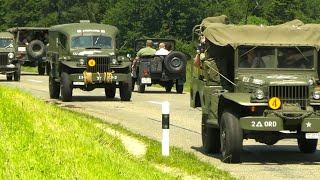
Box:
[21,66,37,73]
[0,85,233,179]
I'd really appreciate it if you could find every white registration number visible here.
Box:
[141,77,151,84]
[305,133,320,139]
[73,82,85,85]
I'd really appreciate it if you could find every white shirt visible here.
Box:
[155,48,169,56]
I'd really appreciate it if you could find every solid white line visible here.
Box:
[27,79,43,83]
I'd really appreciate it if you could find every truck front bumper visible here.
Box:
[240,111,320,132]
[0,64,18,73]
[70,72,131,85]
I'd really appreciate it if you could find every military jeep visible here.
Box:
[191,16,320,163]
[7,27,49,75]
[132,38,187,93]
[0,32,20,81]
[47,21,132,102]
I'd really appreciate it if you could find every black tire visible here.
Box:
[164,51,187,74]
[105,85,116,99]
[220,111,243,163]
[297,133,318,153]
[38,64,45,75]
[165,84,173,93]
[49,76,60,99]
[27,40,45,59]
[6,74,13,81]
[120,81,132,101]
[60,72,73,102]
[176,83,184,94]
[138,84,145,93]
[14,63,21,81]
[202,114,220,153]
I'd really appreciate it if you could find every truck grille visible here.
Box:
[269,85,309,108]
[0,53,8,66]
[86,57,110,73]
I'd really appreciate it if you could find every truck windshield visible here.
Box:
[71,36,112,49]
[238,46,314,69]
[0,38,13,48]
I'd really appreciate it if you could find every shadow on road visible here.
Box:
[71,96,122,102]
[191,145,320,165]
[133,90,184,94]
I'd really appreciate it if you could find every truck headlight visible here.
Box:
[254,89,264,100]
[79,59,84,65]
[308,79,314,86]
[313,91,320,100]
[8,53,14,59]
[112,58,117,65]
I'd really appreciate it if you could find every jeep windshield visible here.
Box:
[238,46,314,69]
[71,36,112,49]
[0,38,13,48]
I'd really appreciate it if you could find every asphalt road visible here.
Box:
[1,73,320,180]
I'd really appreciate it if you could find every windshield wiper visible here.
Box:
[295,46,309,62]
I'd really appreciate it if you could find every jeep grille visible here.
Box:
[0,53,9,66]
[268,85,309,108]
[86,57,110,73]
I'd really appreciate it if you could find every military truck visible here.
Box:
[0,32,20,81]
[47,21,132,102]
[132,38,187,93]
[8,27,49,75]
[191,16,320,163]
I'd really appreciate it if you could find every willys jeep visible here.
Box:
[48,21,132,102]
[0,32,20,81]
[191,16,320,163]
[131,38,187,93]
[7,27,49,75]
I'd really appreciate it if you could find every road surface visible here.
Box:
[1,73,320,180]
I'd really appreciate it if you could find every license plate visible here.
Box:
[18,47,26,52]
[73,82,85,85]
[141,77,151,84]
[305,133,320,139]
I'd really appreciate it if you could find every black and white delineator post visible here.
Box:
[162,101,170,156]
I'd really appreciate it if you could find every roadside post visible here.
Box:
[162,101,170,156]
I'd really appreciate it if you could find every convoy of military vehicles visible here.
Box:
[1,16,319,163]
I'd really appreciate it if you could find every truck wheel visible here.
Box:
[6,74,13,81]
[60,72,73,102]
[14,63,21,81]
[176,83,183,94]
[49,76,60,99]
[138,84,145,93]
[38,64,45,75]
[202,114,220,153]
[297,133,318,153]
[165,82,173,93]
[120,81,132,101]
[220,111,243,163]
[105,85,116,99]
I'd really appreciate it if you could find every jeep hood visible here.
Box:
[71,49,115,56]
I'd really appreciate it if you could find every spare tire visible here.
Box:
[164,51,187,73]
[27,40,45,59]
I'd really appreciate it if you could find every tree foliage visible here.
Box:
[1,0,320,51]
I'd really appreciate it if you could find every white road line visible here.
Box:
[27,79,43,83]
[147,101,165,105]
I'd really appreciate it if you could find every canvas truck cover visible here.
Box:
[0,32,13,39]
[202,17,320,50]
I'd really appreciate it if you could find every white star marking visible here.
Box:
[306,122,312,128]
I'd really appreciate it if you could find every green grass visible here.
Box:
[21,66,37,73]
[0,85,233,179]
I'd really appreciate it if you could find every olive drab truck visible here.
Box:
[191,16,320,163]
[48,21,132,102]
[0,32,20,81]
[7,27,49,75]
